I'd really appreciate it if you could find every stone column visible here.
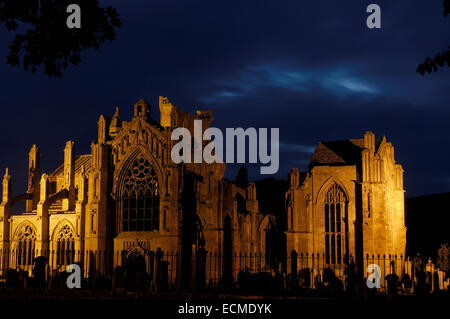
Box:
[36,174,50,257]
[62,141,75,211]
[85,142,109,276]
[0,168,12,274]
[26,145,40,212]
[74,165,87,264]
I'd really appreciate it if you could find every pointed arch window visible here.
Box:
[56,224,75,266]
[324,183,347,264]
[16,225,36,266]
[119,155,160,232]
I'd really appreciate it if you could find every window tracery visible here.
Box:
[15,225,36,266]
[324,183,347,264]
[118,155,160,232]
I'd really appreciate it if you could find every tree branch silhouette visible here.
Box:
[0,0,122,77]
[417,0,450,75]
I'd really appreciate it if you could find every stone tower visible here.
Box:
[286,131,406,273]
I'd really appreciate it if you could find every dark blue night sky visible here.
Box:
[1,0,450,198]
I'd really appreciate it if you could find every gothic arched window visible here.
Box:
[56,224,75,266]
[119,155,160,232]
[16,225,36,266]
[324,183,347,264]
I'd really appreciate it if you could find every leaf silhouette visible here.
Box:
[0,0,122,77]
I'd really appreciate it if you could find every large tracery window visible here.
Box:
[324,183,347,265]
[56,225,75,266]
[119,155,160,232]
[16,225,36,266]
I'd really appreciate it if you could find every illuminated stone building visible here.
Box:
[0,97,407,287]
[286,132,406,271]
[0,97,272,286]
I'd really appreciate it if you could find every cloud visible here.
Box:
[199,64,380,103]
[279,142,315,154]
[321,70,379,96]
[200,90,245,103]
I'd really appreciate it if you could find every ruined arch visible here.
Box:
[51,219,75,241]
[258,214,276,232]
[124,247,148,291]
[321,181,349,265]
[51,220,75,266]
[315,176,350,205]
[115,148,161,233]
[13,221,37,241]
[113,145,164,196]
[13,221,37,267]
[258,214,277,265]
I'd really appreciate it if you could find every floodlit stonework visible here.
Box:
[0,97,406,287]
[0,98,272,286]
[286,132,406,273]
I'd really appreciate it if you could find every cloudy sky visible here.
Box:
[1,0,450,198]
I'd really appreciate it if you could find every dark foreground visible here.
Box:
[0,289,448,318]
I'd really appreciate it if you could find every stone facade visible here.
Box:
[0,98,406,285]
[286,132,406,273]
[0,98,271,285]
